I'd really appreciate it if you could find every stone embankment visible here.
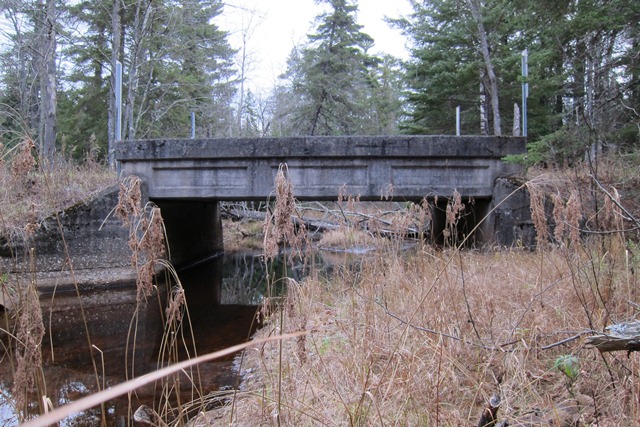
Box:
[0,185,137,307]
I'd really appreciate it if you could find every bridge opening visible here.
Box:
[429,197,492,247]
[148,191,511,317]
[152,199,224,307]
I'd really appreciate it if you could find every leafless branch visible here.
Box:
[541,330,594,350]
[589,173,640,228]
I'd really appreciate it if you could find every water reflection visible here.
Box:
[0,249,341,425]
[221,250,316,305]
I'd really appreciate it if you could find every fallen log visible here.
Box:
[221,203,424,237]
[585,320,640,353]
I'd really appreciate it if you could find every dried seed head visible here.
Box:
[552,193,566,244]
[115,176,166,302]
[11,139,36,181]
[565,190,582,247]
[601,185,622,231]
[115,177,142,225]
[262,164,309,264]
[527,182,549,247]
[12,282,45,416]
[166,285,186,323]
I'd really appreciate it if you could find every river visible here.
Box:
[0,250,329,426]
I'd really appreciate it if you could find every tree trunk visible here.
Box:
[468,0,501,136]
[39,0,57,168]
[124,0,153,140]
[479,80,489,135]
[513,103,521,136]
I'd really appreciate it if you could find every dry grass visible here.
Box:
[0,141,117,422]
[3,141,640,426]
[0,139,116,235]
[11,269,46,420]
[316,228,379,249]
[203,158,640,426]
[212,241,640,426]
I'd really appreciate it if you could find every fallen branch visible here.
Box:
[366,292,507,352]
[223,203,426,237]
[541,330,594,350]
[585,320,640,354]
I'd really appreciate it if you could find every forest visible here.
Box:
[2,1,640,425]
[1,0,638,168]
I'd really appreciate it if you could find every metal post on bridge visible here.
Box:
[456,105,461,136]
[115,60,123,175]
[521,49,528,137]
[115,61,122,142]
[191,111,195,139]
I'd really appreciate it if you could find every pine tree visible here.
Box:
[134,0,237,139]
[60,0,113,160]
[400,0,639,160]
[400,0,483,134]
[280,0,380,136]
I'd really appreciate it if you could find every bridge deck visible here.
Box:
[116,136,525,201]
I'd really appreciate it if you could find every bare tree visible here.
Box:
[123,0,154,141]
[108,0,122,169]
[37,0,57,166]
[467,0,501,136]
[232,3,263,136]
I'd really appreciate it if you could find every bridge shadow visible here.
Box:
[430,197,492,247]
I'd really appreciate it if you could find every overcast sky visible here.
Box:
[217,0,413,93]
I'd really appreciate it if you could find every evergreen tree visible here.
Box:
[361,54,406,134]
[131,0,237,139]
[280,0,381,136]
[60,0,113,160]
[36,0,236,162]
[400,0,639,160]
[399,0,484,134]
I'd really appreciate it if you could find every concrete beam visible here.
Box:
[116,136,525,202]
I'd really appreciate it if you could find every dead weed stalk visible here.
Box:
[0,141,116,424]
[115,175,203,426]
[219,171,639,425]
[115,176,167,302]
[11,252,46,422]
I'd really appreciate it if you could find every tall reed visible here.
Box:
[213,162,639,425]
[0,139,116,424]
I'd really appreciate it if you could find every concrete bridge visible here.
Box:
[116,135,523,201]
[116,135,528,265]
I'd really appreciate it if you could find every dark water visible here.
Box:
[0,250,325,426]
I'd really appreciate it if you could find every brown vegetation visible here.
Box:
[2,142,640,425]
[204,240,638,425]
[0,139,116,234]
[199,157,640,426]
[0,143,117,423]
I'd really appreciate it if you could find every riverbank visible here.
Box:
[197,240,638,425]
